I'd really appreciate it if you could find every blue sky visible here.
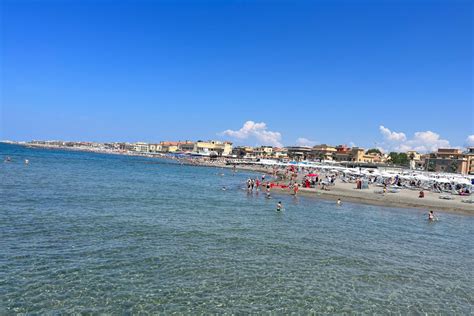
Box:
[1,0,472,151]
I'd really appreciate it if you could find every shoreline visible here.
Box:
[6,142,474,216]
[268,185,474,216]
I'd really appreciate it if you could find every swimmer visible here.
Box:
[428,210,438,221]
[337,198,342,206]
[25,159,29,164]
[276,201,282,211]
[222,186,226,191]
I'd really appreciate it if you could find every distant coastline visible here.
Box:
[3,141,473,215]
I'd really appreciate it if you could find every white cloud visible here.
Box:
[378,126,450,153]
[221,121,283,147]
[379,125,406,142]
[466,135,474,147]
[295,137,317,147]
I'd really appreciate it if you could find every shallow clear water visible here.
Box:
[1,143,473,313]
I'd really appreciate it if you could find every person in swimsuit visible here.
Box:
[428,210,435,221]
[277,201,282,211]
[337,198,342,205]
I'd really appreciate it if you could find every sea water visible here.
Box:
[1,143,472,313]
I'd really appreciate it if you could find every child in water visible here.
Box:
[277,201,282,211]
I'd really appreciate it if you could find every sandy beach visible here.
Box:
[292,181,473,215]
[184,159,474,215]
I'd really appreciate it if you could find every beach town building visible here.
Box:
[177,141,195,152]
[425,148,468,174]
[331,146,380,163]
[464,147,474,175]
[349,147,366,162]
[123,143,135,152]
[286,146,312,161]
[148,144,162,153]
[406,150,422,170]
[310,144,337,161]
[333,145,351,162]
[232,146,254,158]
[104,142,126,151]
[254,146,273,158]
[273,147,288,159]
[193,140,233,156]
[132,142,149,153]
[159,141,179,153]
[336,144,351,153]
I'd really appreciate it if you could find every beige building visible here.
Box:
[406,150,421,169]
[148,144,162,152]
[194,140,233,156]
[159,141,179,153]
[133,142,149,153]
[177,141,195,152]
[310,144,337,161]
[232,146,254,158]
[254,146,273,158]
[273,147,288,159]
[332,147,378,163]
[465,147,474,175]
[425,148,468,174]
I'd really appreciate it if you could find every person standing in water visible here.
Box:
[428,210,437,221]
[277,201,282,211]
[266,182,271,198]
[337,198,342,206]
